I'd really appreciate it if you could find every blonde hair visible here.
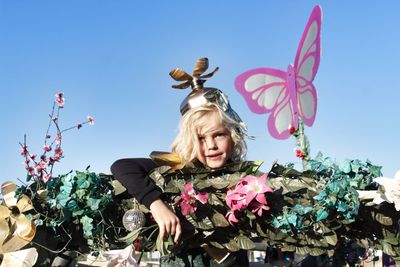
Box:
[171,103,247,167]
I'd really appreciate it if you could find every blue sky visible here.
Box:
[1,1,399,184]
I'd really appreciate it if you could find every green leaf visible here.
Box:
[208,193,225,206]
[118,228,141,244]
[211,212,229,227]
[223,239,240,251]
[156,235,172,256]
[235,235,255,250]
[87,198,101,210]
[209,241,225,249]
[375,213,393,226]
[196,178,230,190]
[324,233,338,246]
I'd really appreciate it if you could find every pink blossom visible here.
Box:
[250,201,270,217]
[54,147,63,157]
[87,115,94,125]
[20,145,28,156]
[225,174,273,223]
[238,174,273,205]
[36,160,47,172]
[43,145,51,152]
[27,167,35,176]
[177,183,208,216]
[42,173,52,183]
[55,93,65,107]
[179,201,196,216]
[30,154,37,160]
[226,211,239,224]
[55,134,62,144]
[226,187,247,211]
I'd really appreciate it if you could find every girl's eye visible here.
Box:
[216,133,226,138]
[198,136,205,141]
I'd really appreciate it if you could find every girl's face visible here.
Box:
[195,111,233,169]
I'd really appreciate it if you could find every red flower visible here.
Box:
[296,149,305,158]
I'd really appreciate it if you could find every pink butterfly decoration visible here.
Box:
[235,5,322,140]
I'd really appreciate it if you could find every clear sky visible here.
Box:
[1,1,399,184]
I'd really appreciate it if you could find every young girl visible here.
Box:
[111,58,249,266]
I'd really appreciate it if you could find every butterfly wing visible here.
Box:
[235,68,298,139]
[294,5,322,127]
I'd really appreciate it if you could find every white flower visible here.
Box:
[373,170,400,211]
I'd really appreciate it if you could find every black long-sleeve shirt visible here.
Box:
[110,158,162,208]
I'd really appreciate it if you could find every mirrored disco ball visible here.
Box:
[122,209,146,231]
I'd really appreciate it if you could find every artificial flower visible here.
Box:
[296,149,305,158]
[0,182,36,255]
[238,174,272,205]
[226,210,239,224]
[177,183,208,216]
[225,174,272,222]
[55,93,65,107]
[88,115,95,125]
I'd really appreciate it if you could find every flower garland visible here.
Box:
[119,157,400,265]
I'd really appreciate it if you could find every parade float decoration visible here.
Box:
[1,5,400,267]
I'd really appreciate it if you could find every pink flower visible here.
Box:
[250,200,270,217]
[20,145,28,156]
[177,183,208,216]
[36,160,47,172]
[54,147,63,157]
[226,187,247,211]
[43,173,52,183]
[87,115,94,125]
[226,211,239,224]
[27,167,35,176]
[43,145,51,152]
[55,134,62,144]
[225,174,273,223]
[238,174,273,206]
[179,200,196,216]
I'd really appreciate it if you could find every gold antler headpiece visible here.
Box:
[169,58,245,130]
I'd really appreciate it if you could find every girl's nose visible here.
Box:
[205,137,217,150]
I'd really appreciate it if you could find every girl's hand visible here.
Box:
[150,199,181,244]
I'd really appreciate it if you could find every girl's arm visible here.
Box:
[110,158,161,208]
[111,158,181,243]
